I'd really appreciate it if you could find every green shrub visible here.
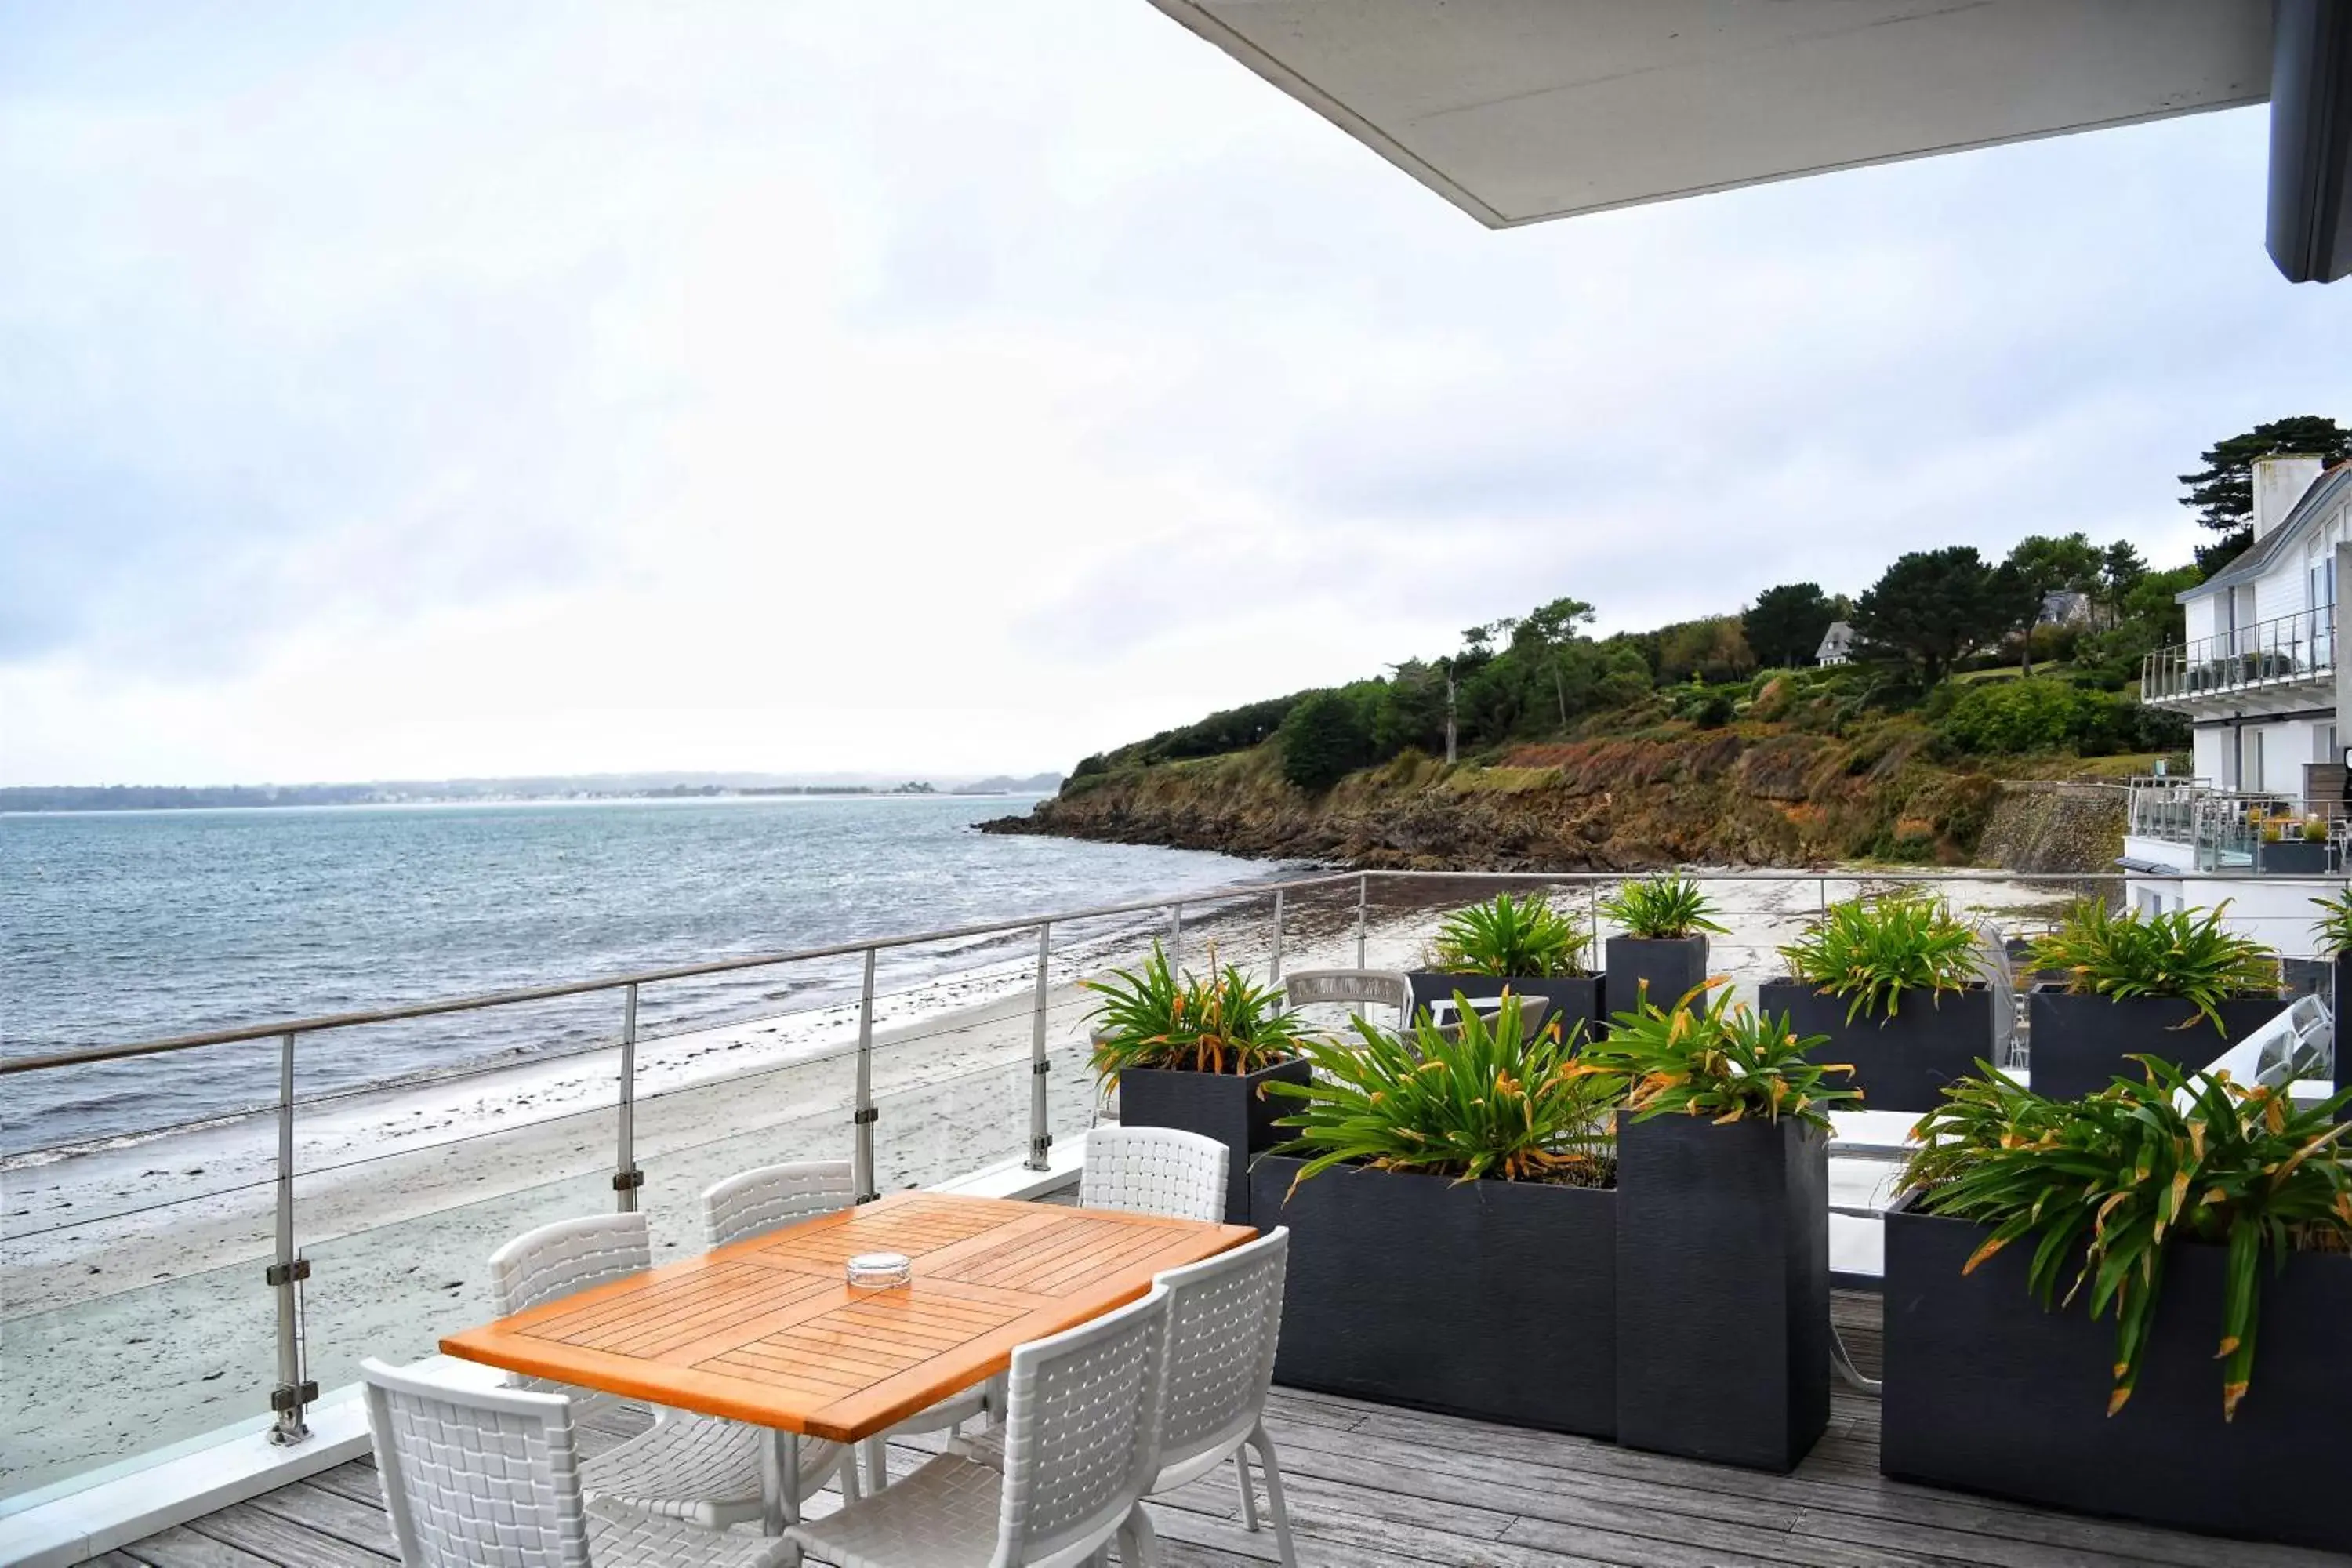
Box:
[1936,677,2101,753]
[2311,888,2352,957]
[1599,873,1726,940]
[1429,893,1594,978]
[1084,942,1307,1078]
[1904,1061,2352,1418]
[1580,982,1857,1127]
[1277,689,1374,791]
[1266,996,1619,1185]
[1778,893,1982,1022]
[2028,901,2278,1034]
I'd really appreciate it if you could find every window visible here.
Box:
[2320,724,2338,764]
[2248,728,2266,793]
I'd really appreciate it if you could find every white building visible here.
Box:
[1815,622,1855,666]
[2141,454,2352,809]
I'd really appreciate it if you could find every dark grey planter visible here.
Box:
[2339,953,2351,1098]
[1613,1112,1829,1472]
[1882,1196,2352,1554]
[1755,981,1998,1112]
[1116,1057,1309,1225]
[1604,935,1709,1020]
[2025,989,2285,1102]
[1250,1155,1618,1437]
[2257,837,2333,874]
[1406,972,1603,1048]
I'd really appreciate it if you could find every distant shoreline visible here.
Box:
[2,782,1059,815]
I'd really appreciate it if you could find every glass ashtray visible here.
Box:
[846,1251,913,1290]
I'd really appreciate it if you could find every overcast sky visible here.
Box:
[2,2,2343,786]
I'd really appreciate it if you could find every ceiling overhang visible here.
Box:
[1145,1,2275,227]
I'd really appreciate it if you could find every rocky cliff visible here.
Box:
[982,726,2122,871]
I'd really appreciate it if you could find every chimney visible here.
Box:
[2252,453,2325,541]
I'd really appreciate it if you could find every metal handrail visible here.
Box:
[9,862,2342,1455]
[2141,602,2336,703]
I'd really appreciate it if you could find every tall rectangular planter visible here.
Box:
[1603,935,1708,1020]
[2257,838,2333,874]
[1250,1156,1618,1437]
[1614,1113,1829,1472]
[1883,1199,2352,1554]
[2025,990,2285,1102]
[1116,1057,1310,1225]
[1755,982,1998,1112]
[1406,972,1604,1047]
[2339,952,2351,1097]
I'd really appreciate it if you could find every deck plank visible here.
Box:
[113,1526,278,1568]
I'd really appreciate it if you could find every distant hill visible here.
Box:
[952,774,1062,795]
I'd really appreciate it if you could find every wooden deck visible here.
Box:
[78,1293,2352,1568]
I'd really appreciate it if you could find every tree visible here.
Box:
[1512,596,1597,728]
[1742,582,1835,667]
[1278,689,1373,791]
[1850,546,2009,684]
[1999,533,2103,675]
[2179,415,2351,570]
[2095,540,2147,625]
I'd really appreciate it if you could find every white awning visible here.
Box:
[1145,0,2273,229]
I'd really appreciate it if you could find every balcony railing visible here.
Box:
[2141,604,2336,705]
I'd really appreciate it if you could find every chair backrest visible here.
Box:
[362,1357,589,1568]
[993,1284,1170,1566]
[1427,993,1552,1043]
[488,1211,651,1317]
[1080,1127,1229,1222]
[702,1159,855,1248]
[1283,967,1413,1019]
[1152,1229,1289,1475]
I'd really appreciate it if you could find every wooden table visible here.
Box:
[442,1192,1252,1534]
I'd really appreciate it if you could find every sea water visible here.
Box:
[0,796,1276,1156]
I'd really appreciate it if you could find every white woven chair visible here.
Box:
[1079,1127,1229,1223]
[788,1286,1171,1568]
[361,1357,794,1568]
[490,1213,851,1530]
[1149,1229,1295,1567]
[697,1160,982,1495]
[961,1230,1294,1565]
[702,1160,858,1249]
[1282,967,1413,1029]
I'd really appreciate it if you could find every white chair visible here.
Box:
[1283,967,1413,1029]
[1079,1127,1229,1223]
[697,1161,977,1496]
[490,1212,852,1530]
[1147,1229,1296,1567]
[958,1232,1297,1566]
[361,1357,794,1568]
[702,1160,858,1248]
[787,1287,1171,1568]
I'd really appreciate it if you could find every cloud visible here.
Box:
[0,2,2344,784]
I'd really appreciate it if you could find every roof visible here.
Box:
[2184,463,2352,600]
[1143,1,2271,230]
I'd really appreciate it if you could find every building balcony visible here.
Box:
[2141,605,2336,710]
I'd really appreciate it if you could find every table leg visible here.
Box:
[760,1432,786,1537]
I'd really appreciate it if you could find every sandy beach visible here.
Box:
[0,870,2077,1495]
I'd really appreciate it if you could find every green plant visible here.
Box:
[1598,873,1727,941]
[2303,816,2328,843]
[1578,982,1857,1128]
[1429,893,1594,978]
[1904,1059,2352,1419]
[1084,942,1307,1079]
[2311,887,2352,957]
[2262,822,2285,844]
[1277,689,1374,792]
[1778,893,1983,1023]
[2027,901,2278,1035]
[1265,996,1618,1186]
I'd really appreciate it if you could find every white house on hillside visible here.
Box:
[2141,453,2352,808]
[1816,622,1855,666]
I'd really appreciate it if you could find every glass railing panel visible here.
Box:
[0,1190,275,1501]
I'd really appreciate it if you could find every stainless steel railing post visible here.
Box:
[267,1029,313,1445]
[852,949,879,1203]
[1026,924,1052,1172]
[1355,873,1369,967]
[1169,903,1182,971]
[614,983,642,1213]
[1269,889,1285,982]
